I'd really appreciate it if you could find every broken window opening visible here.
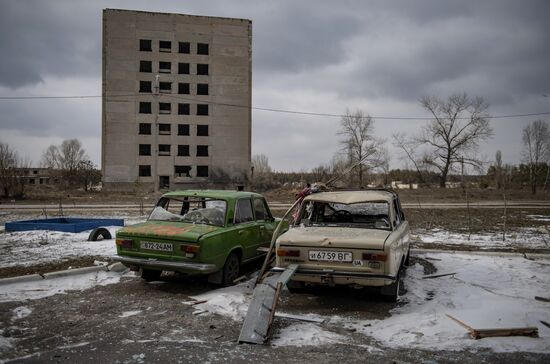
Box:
[139,123,151,135]
[177,145,190,156]
[139,39,152,52]
[139,102,152,114]
[179,42,190,54]
[197,84,209,95]
[197,104,209,116]
[196,145,209,157]
[139,61,152,73]
[139,144,151,156]
[197,43,209,55]
[139,165,151,177]
[158,123,171,135]
[159,40,171,52]
[159,61,171,73]
[178,62,190,75]
[139,81,152,93]
[159,103,171,114]
[197,124,209,136]
[196,165,209,177]
[159,82,171,94]
[197,64,209,75]
[178,124,190,136]
[175,165,191,177]
[178,103,190,115]
[178,83,190,95]
[158,144,171,156]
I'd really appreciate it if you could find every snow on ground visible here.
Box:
[414,228,549,250]
[343,252,550,353]
[11,306,32,321]
[0,270,134,303]
[0,216,146,268]
[528,214,550,222]
[192,252,550,353]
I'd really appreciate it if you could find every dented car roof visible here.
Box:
[303,190,394,204]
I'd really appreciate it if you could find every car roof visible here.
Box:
[303,190,395,204]
[162,190,264,200]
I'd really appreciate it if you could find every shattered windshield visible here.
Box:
[299,201,391,230]
[149,197,227,226]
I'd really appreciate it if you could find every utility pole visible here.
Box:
[153,74,159,193]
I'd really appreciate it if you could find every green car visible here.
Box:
[113,190,282,285]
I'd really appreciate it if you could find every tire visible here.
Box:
[286,279,305,294]
[222,252,240,286]
[88,228,111,241]
[140,268,162,282]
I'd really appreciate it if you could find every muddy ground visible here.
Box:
[1,257,548,364]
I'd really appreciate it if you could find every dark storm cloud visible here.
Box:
[0,1,100,88]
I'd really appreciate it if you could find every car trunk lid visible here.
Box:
[277,226,390,250]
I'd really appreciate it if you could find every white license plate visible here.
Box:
[141,241,173,252]
[308,250,352,262]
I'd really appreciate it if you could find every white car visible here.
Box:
[275,189,410,301]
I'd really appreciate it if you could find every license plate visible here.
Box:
[141,241,173,252]
[308,250,352,262]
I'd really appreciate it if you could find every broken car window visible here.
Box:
[149,197,226,226]
[299,201,391,230]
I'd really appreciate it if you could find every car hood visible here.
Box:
[276,226,391,250]
[117,221,221,242]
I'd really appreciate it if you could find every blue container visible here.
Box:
[5,218,124,233]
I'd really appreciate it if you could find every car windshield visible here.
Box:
[148,197,227,226]
[298,200,391,230]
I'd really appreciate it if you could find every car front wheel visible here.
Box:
[222,252,240,286]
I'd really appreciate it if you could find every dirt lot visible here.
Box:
[1,257,548,364]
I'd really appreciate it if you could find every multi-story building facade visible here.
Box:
[102,9,252,191]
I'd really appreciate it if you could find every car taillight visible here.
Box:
[116,239,133,248]
[277,248,300,257]
[362,253,386,261]
[181,244,200,254]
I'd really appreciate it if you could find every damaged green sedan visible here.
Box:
[113,190,282,285]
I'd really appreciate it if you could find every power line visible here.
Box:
[1,93,549,120]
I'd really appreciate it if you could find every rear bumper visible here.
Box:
[271,266,396,287]
[111,255,218,274]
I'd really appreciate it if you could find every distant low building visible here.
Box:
[15,168,58,186]
[391,181,418,190]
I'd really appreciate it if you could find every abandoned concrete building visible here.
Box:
[102,9,252,191]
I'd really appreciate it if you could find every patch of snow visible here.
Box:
[414,228,549,250]
[0,270,134,303]
[190,280,254,321]
[57,341,90,349]
[271,323,346,347]
[345,253,550,353]
[119,310,142,318]
[527,215,550,222]
[11,306,32,321]
[0,329,14,353]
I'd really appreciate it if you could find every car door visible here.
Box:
[233,198,260,261]
[252,197,274,257]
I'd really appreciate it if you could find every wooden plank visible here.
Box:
[446,314,539,339]
[534,296,550,303]
[238,283,278,344]
[278,264,299,285]
[540,320,550,329]
[275,312,325,324]
[423,272,456,279]
[446,314,475,334]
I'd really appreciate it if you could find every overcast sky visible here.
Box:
[1,0,549,172]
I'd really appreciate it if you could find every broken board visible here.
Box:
[446,314,539,339]
[238,264,298,344]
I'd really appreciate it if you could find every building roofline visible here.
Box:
[103,8,252,24]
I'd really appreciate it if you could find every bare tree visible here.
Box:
[0,142,25,198]
[494,150,503,189]
[251,154,274,189]
[338,109,385,186]
[397,93,492,188]
[41,139,88,187]
[75,160,101,191]
[522,120,550,194]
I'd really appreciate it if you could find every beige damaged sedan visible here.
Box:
[275,189,410,301]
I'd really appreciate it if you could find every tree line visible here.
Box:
[253,93,550,194]
[0,139,100,198]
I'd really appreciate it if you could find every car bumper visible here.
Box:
[271,266,396,287]
[112,255,218,274]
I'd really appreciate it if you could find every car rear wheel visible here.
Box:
[222,252,240,286]
[140,268,162,282]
